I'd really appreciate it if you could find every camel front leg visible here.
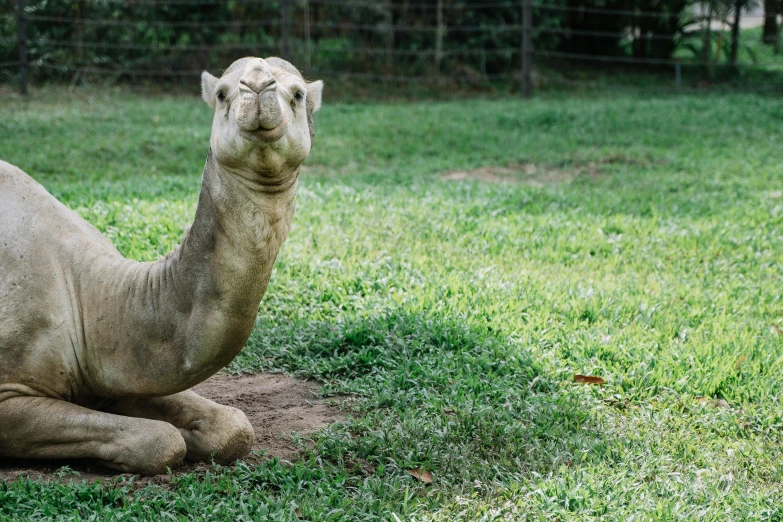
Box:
[102,390,254,464]
[0,395,186,475]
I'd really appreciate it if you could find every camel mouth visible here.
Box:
[241,119,288,143]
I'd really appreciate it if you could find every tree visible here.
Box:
[557,0,689,61]
[762,0,779,44]
[777,0,783,52]
[700,0,716,79]
[629,0,689,60]
[729,0,743,71]
[728,0,760,72]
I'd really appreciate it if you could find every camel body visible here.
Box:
[0,57,323,474]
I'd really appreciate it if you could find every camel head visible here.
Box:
[201,57,323,181]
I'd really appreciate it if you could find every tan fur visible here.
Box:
[0,57,323,475]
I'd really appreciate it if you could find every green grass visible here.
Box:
[1,86,783,520]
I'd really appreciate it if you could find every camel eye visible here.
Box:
[294,91,304,103]
[217,90,226,103]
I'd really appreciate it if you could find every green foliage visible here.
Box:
[0,0,569,81]
[0,0,282,79]
[2,0,779,88]
[555,0,689,58]
[0,88,782,519]
[674,25,783,79]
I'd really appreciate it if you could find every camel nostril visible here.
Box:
[261,78,277,91]
[239,75,277,94]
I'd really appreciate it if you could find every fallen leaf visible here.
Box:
[407,469,433,484]
[734,355,746,370]
[295,508,302,519]
[574,374,606,385]
[443,407,456,416]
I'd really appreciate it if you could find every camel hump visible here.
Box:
[0,160,61,212]
[0,160,120,256]
[0,159,44,188]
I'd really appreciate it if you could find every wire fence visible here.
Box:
[1,0,782,96]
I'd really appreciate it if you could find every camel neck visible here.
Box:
[178,149,296,309]
[78,150,298,396]
[163,150,297,371]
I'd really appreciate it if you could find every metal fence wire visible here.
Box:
[2,0,782,96]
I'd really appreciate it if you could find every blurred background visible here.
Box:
[1,0,782,97]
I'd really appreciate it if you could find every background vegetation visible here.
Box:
[0,0,781,87]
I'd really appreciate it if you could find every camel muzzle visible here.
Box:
[234,59,288,139]
[236,86,287,140]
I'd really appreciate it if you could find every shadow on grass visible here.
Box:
[234,309,605,488]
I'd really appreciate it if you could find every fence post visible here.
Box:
[384,0,394,75]
[776,14,782,54]
[281,0,290,60]
[76,0,84,63]
[435,0,443,74]
[17,0,28,96]
[521,0,532,98]
[304,0,311,72]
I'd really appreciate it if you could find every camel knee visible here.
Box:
[110,421,187,475]
[149,423,188,471]
[186,406,254,464]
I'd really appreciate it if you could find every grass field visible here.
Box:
[1,86,782,520]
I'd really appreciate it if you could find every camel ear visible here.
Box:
[307,80,323,113]
[201,71,218,108]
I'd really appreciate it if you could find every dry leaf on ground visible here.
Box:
[407,469,433,484]
[574,374,606,385]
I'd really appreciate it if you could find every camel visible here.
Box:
[0,57,323,475]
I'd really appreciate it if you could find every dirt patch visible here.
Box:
[0,373,346,485]
[192,373,343,461]
[441,162,584,185]
[440,163,572,185]
[441,155,661,185]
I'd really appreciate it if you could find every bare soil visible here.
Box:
[0,373,345,485]
[440,163,574,185]
[304,162,568,184]
[440,155,661,185]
